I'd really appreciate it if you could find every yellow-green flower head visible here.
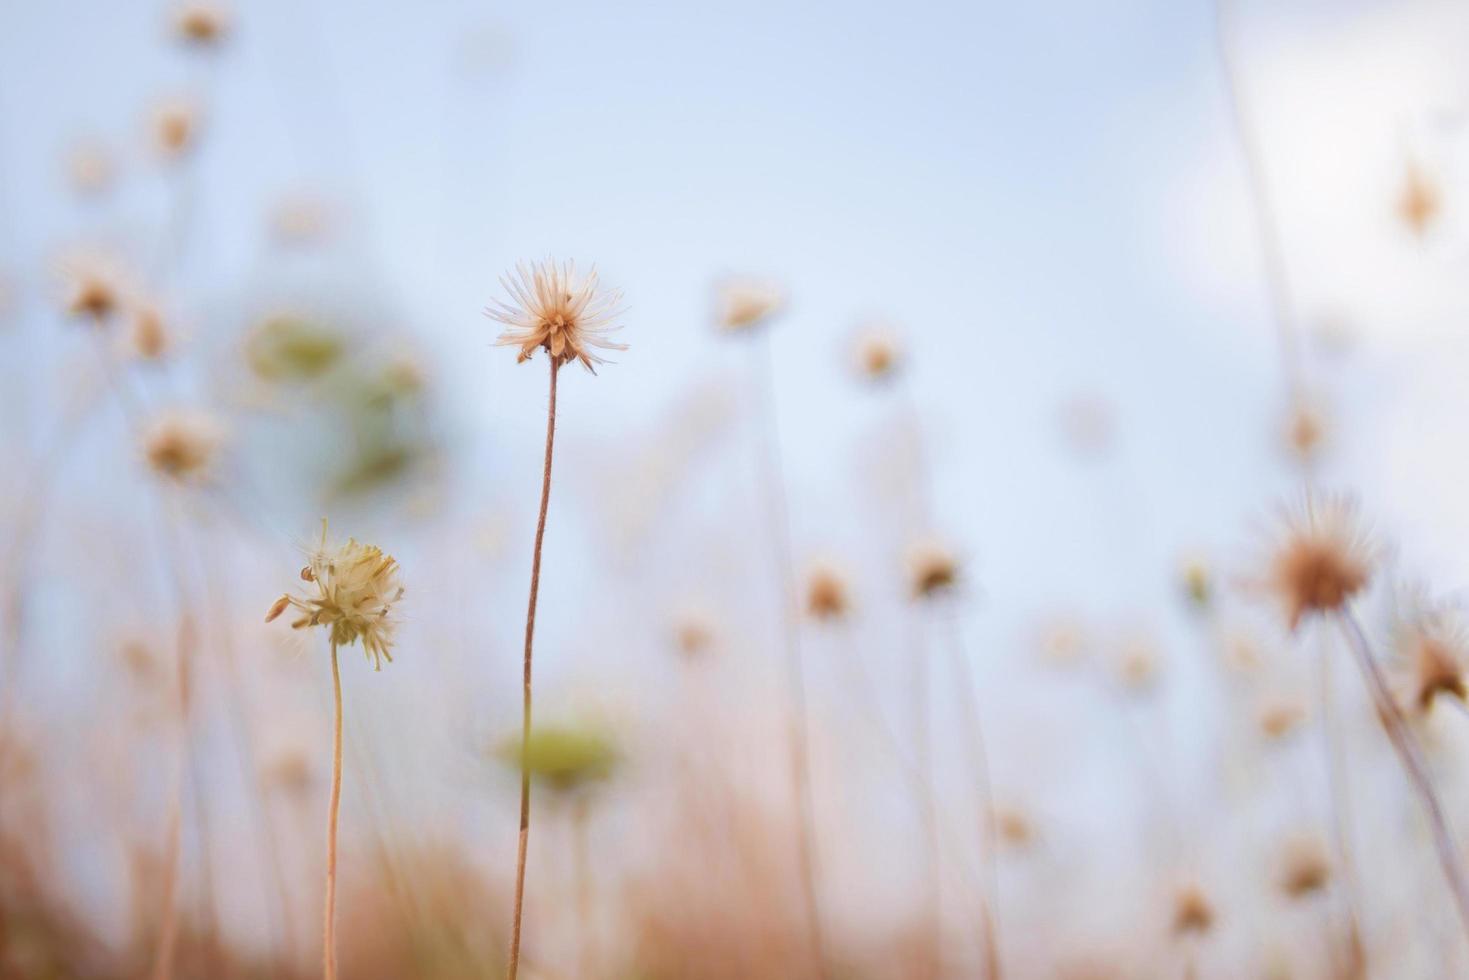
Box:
[499,724,618,793]
[266,522,404,669]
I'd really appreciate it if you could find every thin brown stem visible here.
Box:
[1316,633,1368,977]
[942,613,1001,980]
[1340,610,1469,940]
[749,334,828,977]
[507,356,560,980]
[324,641,343,980]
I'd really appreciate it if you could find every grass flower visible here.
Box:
[142,411,222,483]
[1279,835,1331,899]
[485,259,626,373]
[1261,498,1371,631]
[265,521,401,980]
[851,323,901,382]
[173,2,229,46]
[1392,604,1468,714]
[1398,162,1442,237]
[150,99,201,159]
[803,564,851,622]
[60,253,125,324]
[489,258,625,980]
[713,277,785,333]
[130,304,172,361]
[906,538,960,600]
[1171,883,1214,936]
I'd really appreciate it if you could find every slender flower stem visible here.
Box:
[1316,633,1367,977]
[573,796,594,980]
[324,641,343,980]
[943,613,1001,980]
[749,335,827,976]
[1340,610,1469,939]
[908,614,943,979]
[507,357,560,980]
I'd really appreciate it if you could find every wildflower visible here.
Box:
[130,304,172,360]
[1178,554,1211,609]
[1398,162,1441,237]
[265,523,404,669]
[142,410,222,482]
[151,99,201,159]
[907,538,960,599]
[672,610,715,659]
[1261,498,1372,630]
[1282,398,1328,463]
[60,254,124,323]
[1394,606,1468,713]
[852,323,901,382]
[497,724,618,794]
[713,277,784,333]
[1279,836,1331,899]
[173,2,229,46]
[1172,884,1214,936]
[485,259,626,372]
[804,564,851,621]
[1257,696,1306,741]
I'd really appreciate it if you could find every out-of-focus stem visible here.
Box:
[323,641,343,980]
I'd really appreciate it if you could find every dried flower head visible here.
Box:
[1257,696,1307,741]
[1261,498,1372,630]
[995,804,1034,848]
[852,323,901,382]
[173,2,229,46]
[1282,398,1329,463]
[1394,605,1468,714]
[672,612,715,659]
[60,253,125,323]
[804,564,851,621]
[151,99,201,158]
[66,141,113,197]
[142,410,223,482]
[906,539,960,599]
[1398,162,1441,237]
[129,304,172,360]
[1278,835,1331,899]
[713,277,784,333]
[266,522,404,669]
[485,258,626,372]
[1171,884,1214,936]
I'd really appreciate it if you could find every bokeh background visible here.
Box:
[4,0,1469,977]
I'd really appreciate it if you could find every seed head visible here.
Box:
[130,304,172,360]
[1262,498,1372,630]
[486,258,626,373]
[60,254,125,323]
[852,323,901,382]
[1278,835,1331,899]
[1394,605,1468,714]
[265,521,404,670]
[1398,162,1442,237]
[151,99,201,158]
[713,277,784,333]
[142,410,223,482]
[804,564,851,621]
[1171,884,1214,936]
[173,2,229,46]
[906,539,960,600]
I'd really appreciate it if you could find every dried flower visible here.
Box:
[1394,605,1468,714]
[485,259,626,372]
[852,323,901,382]
[672,610,715,659]
[1282,398,1328,463]
[804,564,851,621]
[713,277,784,333]
[1261,498,1372,630]
[130,304,172,360]
[151,99,201,158]
[266,522,404,669]
[907,539,960,599]
[497,724,618,793]
[1171,884,1214,936]
[142,410,222,482]
[1398,162,1441,237]
[1279,836,1331,899]
[1257,696,1307,741]
[173,2,229,46]
[60,254,125,323]
[995,804,1034,848]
